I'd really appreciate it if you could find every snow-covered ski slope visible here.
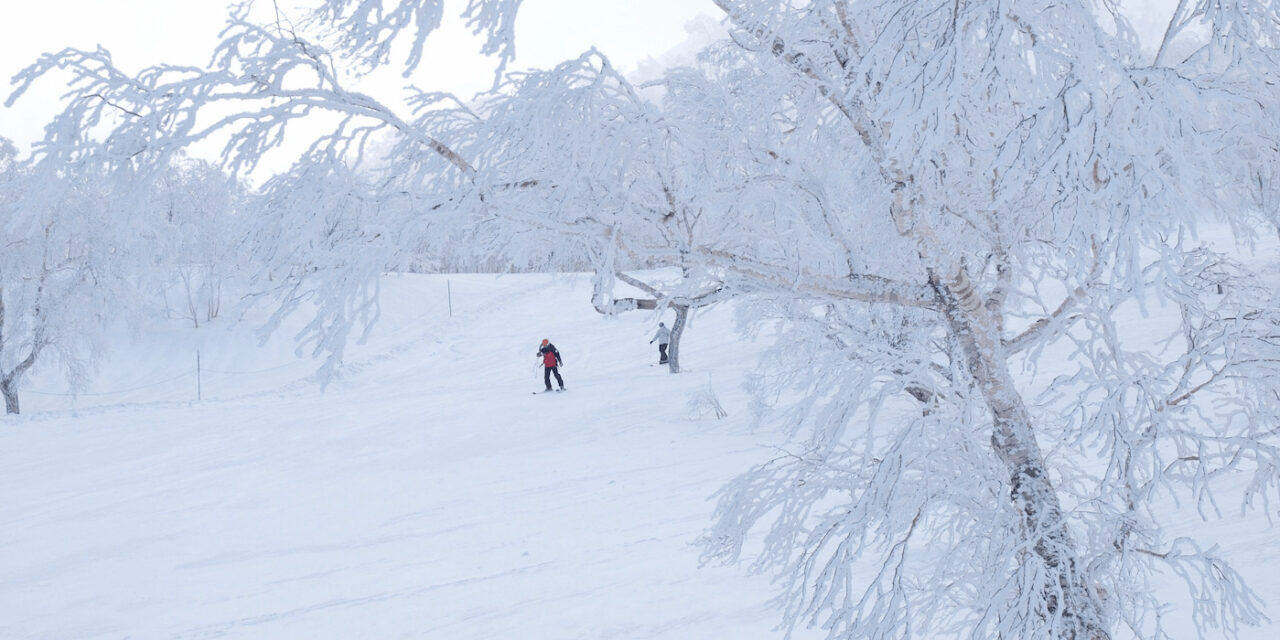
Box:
[2,272,1279,639]
[1,273,809,639]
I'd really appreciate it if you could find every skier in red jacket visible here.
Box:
[537,339,566,392]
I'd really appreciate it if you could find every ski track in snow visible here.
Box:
[1,271,1278,639]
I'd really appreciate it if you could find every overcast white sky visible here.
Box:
[0,0,721,154]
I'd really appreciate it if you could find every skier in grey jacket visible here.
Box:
[650,322,670,364]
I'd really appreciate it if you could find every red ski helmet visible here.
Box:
[541,338,549,345]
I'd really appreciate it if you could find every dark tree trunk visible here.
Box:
[666,304,689,374]
[1,344,43,416]
[2,377,19,415]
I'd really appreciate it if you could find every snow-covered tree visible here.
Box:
[439,51,740,373]
[690,1,1280,639]
[10,1,1280,637]
[0,142,150,414]
[390,0,1280,636]
[243,157,419,381]
[147,159,248,327]
[6,1,498,380]
[4,0,721,374]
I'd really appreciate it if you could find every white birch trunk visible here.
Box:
[906,193,1109,635]
[939,267,1109,638]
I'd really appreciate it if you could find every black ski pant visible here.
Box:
[544,366,564,390]
[658,343,668,364]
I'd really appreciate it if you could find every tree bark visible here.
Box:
[935,267,1110,639]
[1,377,19,415]
[666,304,689,373]
[1,344,43,416]
[886,177,1108,633]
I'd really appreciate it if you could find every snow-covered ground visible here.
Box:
[1,272,1278,639]
[0,274,809,639]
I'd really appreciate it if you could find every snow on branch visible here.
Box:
[296,0,522,79]
[701,248,938,310]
